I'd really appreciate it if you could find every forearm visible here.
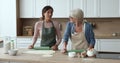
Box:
[88,44,94,49]
[63,42,68,49]
[31,36,38,46]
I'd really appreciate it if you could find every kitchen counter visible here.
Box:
[0,48,120,63]
[95,34,120,39]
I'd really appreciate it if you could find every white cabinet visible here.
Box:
[99,0,120,17]
[94,39,99,51]
[19,0,120,18]
[85,0,99,17]
[49,0,70,18]
[17,37,41,48]
[20,0,70,18]
[19,0,34,18]
[0,0,17,37]
[71,0,98,18]
[97,39,120,52]
[70,0,85,14]
[35,0,48,18]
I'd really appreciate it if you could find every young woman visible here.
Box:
[28,6,62,50]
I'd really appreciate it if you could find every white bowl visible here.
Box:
[8,49,18,56]
[68,52,76,58]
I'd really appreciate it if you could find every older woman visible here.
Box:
[28,6,62,50]
[62,9,95,53]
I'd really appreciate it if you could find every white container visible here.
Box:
[8,49,18,56]
[68,52,76,58]
[10,40,14,49]
[87,48,96,57]
[4,42,10,54]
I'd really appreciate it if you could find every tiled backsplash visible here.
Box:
[20,18,120,38]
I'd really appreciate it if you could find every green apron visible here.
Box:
[41,21,56,47]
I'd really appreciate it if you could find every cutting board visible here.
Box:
[33,46,51,50]
[23,50,55,55]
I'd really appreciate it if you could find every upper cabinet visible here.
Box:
[99,0,120,17]
[19,0,120,18]
[20,0,34,18]
[70,0,99,18]
[85,0,99,17]
[49,0,70,18]
[35,0,48,18]
[20,0,70,18]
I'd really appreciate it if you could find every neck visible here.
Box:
[44,19,51,23]
[75,21,82,27]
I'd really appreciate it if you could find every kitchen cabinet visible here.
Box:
[70,0,98,18]
[94,39,99,51]
[85,0,99,17]
[35,0,48,18]
[20,0,70,18]
[99,0,120,17]
[19,0,120,18]
[16,37,41,48]
[49,0,70,18]
[0,0,17,37]
[19,0,34,18]
[70,0,85,14]
[97,39,120,52]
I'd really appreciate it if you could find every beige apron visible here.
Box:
[71,27,88,50]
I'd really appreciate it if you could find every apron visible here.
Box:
[71,26,88,50]
[41,21,56,47]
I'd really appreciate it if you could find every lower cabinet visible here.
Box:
[97,39,120,52]
[16,37,41,48]
[16,37,120,52]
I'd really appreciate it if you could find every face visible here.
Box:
[69,17,77,23]
[44,9,53,21]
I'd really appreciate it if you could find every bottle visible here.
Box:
[11,40,14,50]
[4,36,11,54]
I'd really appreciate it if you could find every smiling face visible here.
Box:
[44,9,53,21]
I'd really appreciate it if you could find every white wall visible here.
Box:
[0,0,17,37]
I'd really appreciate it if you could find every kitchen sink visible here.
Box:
[96,52,120,59]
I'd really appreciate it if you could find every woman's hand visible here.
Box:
[28,45,34,49]
[51,45,58,51]
[61,49,67,54]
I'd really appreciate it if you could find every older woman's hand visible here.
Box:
[61,49,67,54]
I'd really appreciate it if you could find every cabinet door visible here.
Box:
[49,0,70,18]
[71,0,98,18]
[94,39,99,51]
[98,39,120,52]
[20,0,34,18]
[17,37,41,48]
[71,0,85,13]
[99,0,119,17]
[85,0,98,17]
[35,0,48,18]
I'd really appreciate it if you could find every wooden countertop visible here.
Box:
[0,48,120,63]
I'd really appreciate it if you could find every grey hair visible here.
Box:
[69,9,84,20]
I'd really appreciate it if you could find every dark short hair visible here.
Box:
[42,6,54,20]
